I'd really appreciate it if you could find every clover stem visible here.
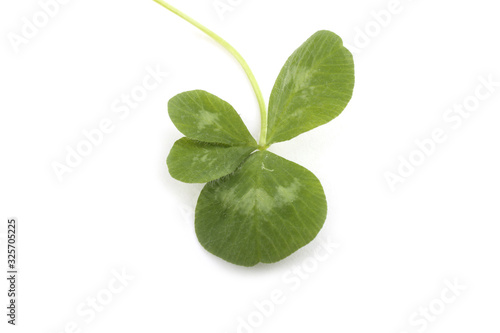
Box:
[153,0,268,147]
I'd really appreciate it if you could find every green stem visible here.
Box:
[153,0,268,147]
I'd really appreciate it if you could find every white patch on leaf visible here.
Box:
[216,179,302,216]
[276,179,301,205]
[261,163,274,172]
[197,109,220,130]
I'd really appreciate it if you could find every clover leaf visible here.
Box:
[267,31,355,144]
[196,151,327,267]
[169,90,257,146]
[155,0,355,266]
[167,138,255,183]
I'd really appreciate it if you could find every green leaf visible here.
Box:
[266,30,355,144]
[169,90,257,146]
[195,150,327,266]
[167,137,255,183]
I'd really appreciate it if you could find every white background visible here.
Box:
[1,0,500,332]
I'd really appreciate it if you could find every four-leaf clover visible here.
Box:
[156,0,355,266]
